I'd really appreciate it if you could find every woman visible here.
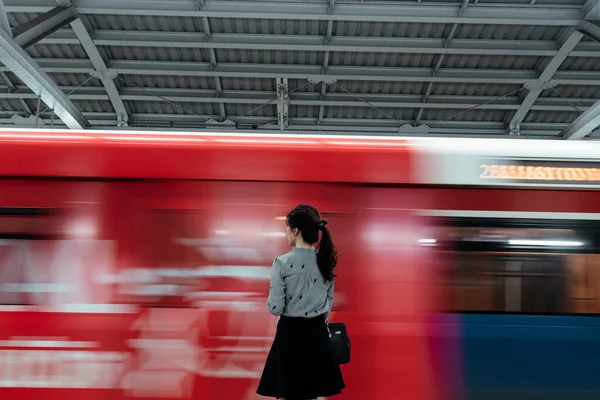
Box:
[257,204,345,400]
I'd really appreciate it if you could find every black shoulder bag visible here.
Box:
[327,321,351,365]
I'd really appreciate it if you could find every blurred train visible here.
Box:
[0,128,599,400]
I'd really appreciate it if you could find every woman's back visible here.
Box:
[268,247,334,318]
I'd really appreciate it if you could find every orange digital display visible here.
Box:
[481,164,600,182]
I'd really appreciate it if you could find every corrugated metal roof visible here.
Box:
[27,43,88,59]
[126,101,225,117]
[0,0,598,139]
[291,105,320,118]
[87,14,206,32]
[541,85,600,99]
[225,103,276,118]
[334,22,566,41]
[0,99,27,113]
[6,12,39,28]
[73,99,115,113]
[99,46,211,62]
[118,75,217,90]
[220,77,273,91]
[335,22,449,39]
[330,81,428,95]
[215,49,324,64]
[442,54,541,69]
[451,24,566,41]
[421,109,507,123]
[328,52,435,68]
[1,72,21,88]
[48,73,104,87]
[560,57,600,71]
[525,110,580,124]
[209,18,328,35]
[430,83,523,97]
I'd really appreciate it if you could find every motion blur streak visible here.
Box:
[1,130,600,399]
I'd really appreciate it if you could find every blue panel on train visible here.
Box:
[461,314,600,400]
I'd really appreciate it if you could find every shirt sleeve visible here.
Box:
[325,279,335,320]
[267,258,286,316]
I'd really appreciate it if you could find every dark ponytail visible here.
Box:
[286,204,338,282]
[317,223,337,281]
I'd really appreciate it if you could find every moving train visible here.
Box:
[0,128,599,400]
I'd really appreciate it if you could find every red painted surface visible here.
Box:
[0,131,412,184]
[0,180,437,400]
[0,132,599,399]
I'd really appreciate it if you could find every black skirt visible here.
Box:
[257,314,345,399]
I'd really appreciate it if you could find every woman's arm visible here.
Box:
[267,258,286,316]
[325,279,335,320]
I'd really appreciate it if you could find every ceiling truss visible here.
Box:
[0,3,86,128]
[70,17,129,126]
[2,0,586,25]
[0,0,598,139]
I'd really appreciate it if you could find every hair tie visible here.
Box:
[318,219,328,230]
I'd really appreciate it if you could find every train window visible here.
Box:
[437,218,600,316]
[0,208,62,305]
[127,207,292,308]
[0,207,62,240]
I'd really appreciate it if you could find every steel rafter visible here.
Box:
[579,20,600,43]
[0,0,596,137]
[0,86,595,112]
[415,0,470,126]
[198,0,226,122]
[0,4,86,129]
[12,6,76,49]
[70,18,128,126]
[71,19,129,126]
[562,99,600,140]
[318,0,335,125]
[0,71,32,114]
[507,0,600,135]
[3,0,584,25]
[508,31,584,135]
[5,59,600,86]
[0,0,10,34]
[276,77,289,130]
[0,112,572,138]
[555,0,600,139]
[39,30,600,57]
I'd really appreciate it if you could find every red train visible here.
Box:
[0,129,599,400]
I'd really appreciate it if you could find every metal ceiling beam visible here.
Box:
[579,20,600,43]
[583,0,600,17]
[0,112,569,138]
[508,30,584,134]
[0,28,86,128]
[416,0,470,125]
[197,5,226,121]
[4,0,583,25]
[12,6,76,49]
[276,77,289,130]
[508,0,600,134]
[0,71,32,114]
[41,30,600,57]
[562,99,600,139]
[6,113,567,132]
[0,86,593,112]
[0,0,10,34]
[7,59,600,86]
[70,18,128,126]
[318,1,335,125]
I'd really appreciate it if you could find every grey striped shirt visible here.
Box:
[267,247,334,318]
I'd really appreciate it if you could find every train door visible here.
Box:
[431,214,600,400]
